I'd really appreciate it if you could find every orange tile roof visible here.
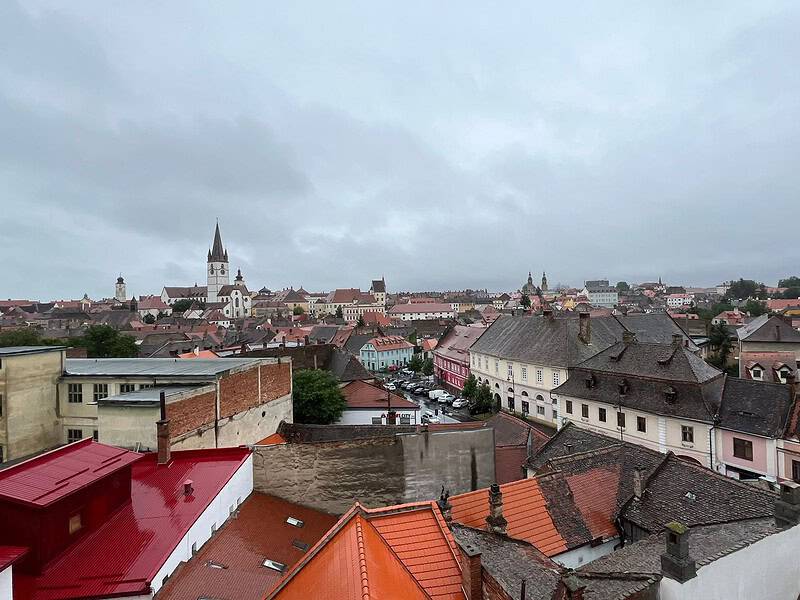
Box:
[268,502,465,600]
[341,380,419,410]
[256,432,287,446]
[449,479,567,557]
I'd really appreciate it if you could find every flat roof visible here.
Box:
[0,439,142,508]
[0,346,65,357]
[64,357,265,378]
[97,385,208,406]
[16,447,251,600]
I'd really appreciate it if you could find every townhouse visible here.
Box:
[433,325,487,393]
[358,335,414,371]
[387,301,457,321]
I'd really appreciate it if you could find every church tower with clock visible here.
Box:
[207,221,229,303]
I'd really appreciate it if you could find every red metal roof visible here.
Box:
[156,493,338,600]
[0,546,28,571]
[0,439,142,508]
[14,447,251,600]
[449,478,567,557]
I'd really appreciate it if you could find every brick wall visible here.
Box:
[219,362,291,420]
[166,390,216,438]
[482,571,512,600]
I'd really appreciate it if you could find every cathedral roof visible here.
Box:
[208,222,227,262]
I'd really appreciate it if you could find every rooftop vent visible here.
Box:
[585,374,596,389]
[263,559,287,572]
[684,492,697,502]
[286,517,304,528]
[292,539,310,551]
[205,560,227,570]
[664,386,678,404]
[618,379,630,396]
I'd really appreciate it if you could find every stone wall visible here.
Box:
[252,427,495,514]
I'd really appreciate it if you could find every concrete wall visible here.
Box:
[216,392,292,447]
[252,427,495,514]
[0,350,63,462]
[660,523,800,600]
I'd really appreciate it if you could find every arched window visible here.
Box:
[536,394,544,402]
[495,383,500,389]
[507,387,514,394]
[521,391,529,397]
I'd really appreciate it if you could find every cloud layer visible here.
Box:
[2,1,799,299]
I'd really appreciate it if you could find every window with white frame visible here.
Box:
[552,371,560,386]
[521,367,527,381]
[536,369,543,384]
[67,383,83,404]
[507,363,514,379]
[495,360,499,374]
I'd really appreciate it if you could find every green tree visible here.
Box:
[142,313,156,324]
[171,299,203,313]
[782,287,800,300]
[73,325,138,358]
[708,322,732,368]
[422,357,434,376]
[462,373,477,400]
[356,314,366,327]
[472,382,494,414]
[778,276,800,288]
[616,281,630,292]
[407,354,423,372]
[520,295,531,309]
[743,299,767,317]
[0,328,61,348]
[293,305,305,316]
[335,306,344,319]
[407,331,418,345]
[292,369,347,424]
[725,278,760,300]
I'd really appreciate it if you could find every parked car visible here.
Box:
[421,411,441,425]
[413,386,426,394]
[438,393,455,404]
[451,398,468,409]
[384,384,396,391]
[428,389,446,400]
[401,368,415,376]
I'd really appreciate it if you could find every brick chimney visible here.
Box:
[459,542,482,600]
[485,483,508,535]
[672,333,682,348]
[787,372,797,400]
[157,391,171,465]
[563,575,586,600]
[578,312,591,344]
[660,522,697,583]
[775,481,800,528]
[437,486,453,526]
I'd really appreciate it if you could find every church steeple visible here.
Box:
[209,221,226,263]
[207,221,230,303]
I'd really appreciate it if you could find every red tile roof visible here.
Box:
[564,468,620,540]
[137,295,170,310]
[365,336,414,352]
[15,447,251,600]
[433,325,486,364]
[256,433,288,446]
[178,349,220,359]
[341,380,419,410]
[327,289,377,304]
[0,439,142,508]
[156,493,338,600]
[268,502,465,600]
[494,446,529,484]
[362,311,391,327]
[449,478,567,557]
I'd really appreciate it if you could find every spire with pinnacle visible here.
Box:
[208,221,226,263]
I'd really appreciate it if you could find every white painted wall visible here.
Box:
[145,453,254,598]
[0,565,12,600]
[660,523,800,600]
[553,538,618,569]
[337,408,419,425]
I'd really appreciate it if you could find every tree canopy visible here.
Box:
[422,357,434,376]
[471,382,494,414]
[0,328,61,348]
[462,374,477,400]
[293,305,305,315]
[615,281,630,291]
[292,369,347,424]
[743,299,767,317]
[725,278,764,300]
[520,295,531,309]
[335,306,344,319]
[779,276,800,288]
[407,354,423,372]
[73,325,138,358]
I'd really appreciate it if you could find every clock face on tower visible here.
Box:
[221,268,225,275]
[209,266,214,274]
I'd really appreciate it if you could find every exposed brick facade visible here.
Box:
[219,362,291,419]
[166,390,216,438]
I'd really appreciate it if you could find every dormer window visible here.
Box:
[664,386,678,403]
[585,374,596,389]
[618,379,629,396]
[751,368,763,381]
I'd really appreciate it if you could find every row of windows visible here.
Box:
[563,400,695,443]
[473,355,559,387]
[67,382,153,403]
[67,428,98,443]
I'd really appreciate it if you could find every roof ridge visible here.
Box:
[666,453,779,498]
[355,516,371,600]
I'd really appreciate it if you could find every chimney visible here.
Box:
[485,483,508,535]
[672,333,682,348]
[622,330,635,344]
[157,391,171,465]
[304,335,310,346]
[660,522,697,583]
[563,575,585,600]
[775,481,800,528]
[578,312,591,344]
[437,486,453,526]
[787,372,797,400]
[458,543,482,600]
[183,479,194,496]
[632,468,643,499]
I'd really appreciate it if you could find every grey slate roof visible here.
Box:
[737,314,800,342]
[717,377,794,437]
[615,313,697,351]
[63,357,263,377]
[470,314,625,368]
[343,333,374,355]
[328,348,372,382]
[527,423,624,471]
[620,454,776,533]
[451,525,562,600]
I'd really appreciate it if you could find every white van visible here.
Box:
[428,389,446,400]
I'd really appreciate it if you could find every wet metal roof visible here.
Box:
[64,357,264,378]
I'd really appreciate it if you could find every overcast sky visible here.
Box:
[2,2,799,300]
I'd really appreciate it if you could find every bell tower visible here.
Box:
[115,275,126,303]
[207,221,229,303]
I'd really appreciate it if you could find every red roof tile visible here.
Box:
[494,446,529,484]
[256,433,288,446]
[365,336,414,352]
[15,447,251,600]
[565,468,621,540]
[0,546,27,571]
[341,380,419,410]
[0,439,142,508]
[449,479,567,557]
[156,493,338,600]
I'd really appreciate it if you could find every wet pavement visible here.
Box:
[381,374,474,424]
